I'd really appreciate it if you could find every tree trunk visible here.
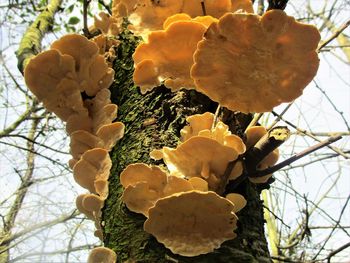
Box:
[102,29,272,263]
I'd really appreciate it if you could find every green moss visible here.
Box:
[102,28,271,263]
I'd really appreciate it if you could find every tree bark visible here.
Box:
[102,29,272,263]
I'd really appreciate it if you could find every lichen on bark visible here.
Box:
[103,28,272,262]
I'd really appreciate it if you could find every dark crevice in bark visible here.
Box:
[103,28,272,263]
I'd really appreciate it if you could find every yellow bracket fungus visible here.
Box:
[94,12,120,36]
[120,163,208,216]
[144,191,240,257]
[24,33,124,254]
[73,148,112,195]
[133,14,217,93]
[116,0,253,37]
[88,247,117,263]
[191,10,321,113]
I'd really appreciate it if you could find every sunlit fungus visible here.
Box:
[180,112,246,155]
[87,247,117,263]
[120,163,208,216]
[51,34,115,96]
[133,14,217,93]
[191,10,321,113]
[143,191,239,256]
[152,136,241,190]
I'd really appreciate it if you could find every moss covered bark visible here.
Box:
[103,28,272,263]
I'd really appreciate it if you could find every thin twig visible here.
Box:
[267,0,289,11]
[317,19,350,52]
[245,112,264,132]
[326,242,350,263]
[271,111,350,159]
[211,105,221,130]
[314,81,350,131]
[257,0,265,15]
[83,0,92,38]
[200,1,207,16]
[266,102,294,131]
[263,204,291,229]
[313,194,350,260]
[245,126,290,174]
[217,160,238,195]
[249,135,342,177]
[98,0,111,14]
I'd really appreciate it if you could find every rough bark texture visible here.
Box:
[103,28,272,263]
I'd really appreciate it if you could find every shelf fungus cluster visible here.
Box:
[113,0,253,37]
[120,112,286,256]
[130,4,320,113]
[119,112,251,256]
[24,34,123,262]
[22,0,321,261]
[120,166,246,256]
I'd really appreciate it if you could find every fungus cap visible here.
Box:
[69,130,102,160]
[180,112,214,141]
[76,194,94,220]
[144,191,238,256]
[250,148,279,183]
[162,176,194,196]
[84,89,119,133]
[51,34,115,96]
[188,177,208,191]
[245,126,267,149]
[180,112,246,155]
[40,78,87,121]
[226,193,247,213]
[24,49,76,101]
[82,194,105,212]
[120,163,167,191]
[122,182,160,216]
[69,123,124,159]
[73,148,112,192]
[94,179,109,198]
[121,164,203,216]
[66,114,92,135]
[68,158,78,169]
[198,122,246,154]
[95,122,125,150]
[157,136,240,190]
[94,229,104,241]
[191,10,320,113]
[133,15,217,93]
[163,13,218,29]
[87,247,117,263]
[94,12,120,35]
[228,161,243,181]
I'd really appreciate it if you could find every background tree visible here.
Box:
[0,0,349,262]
